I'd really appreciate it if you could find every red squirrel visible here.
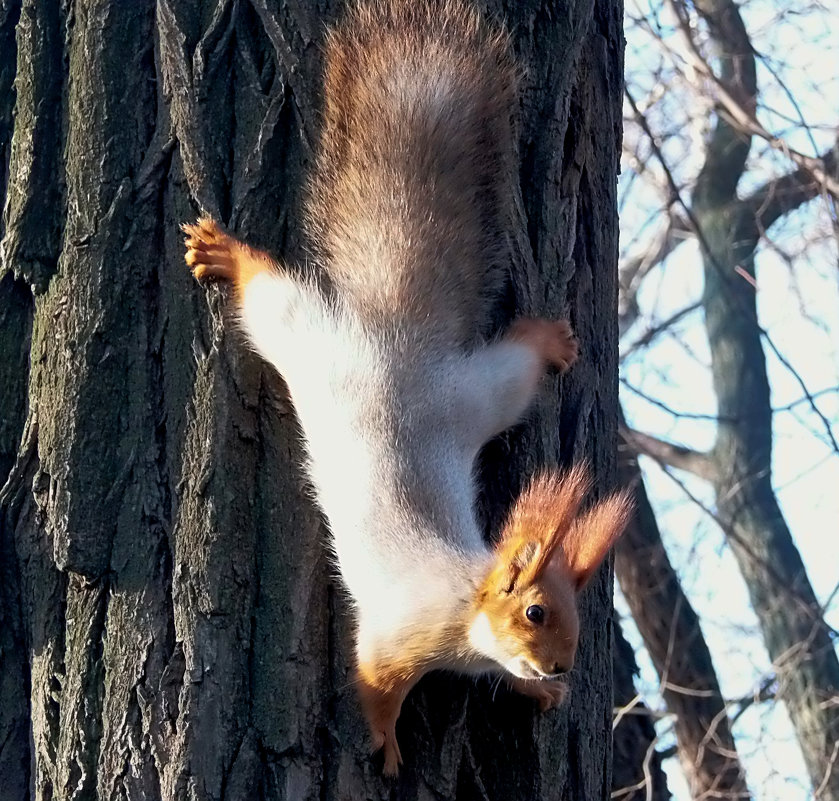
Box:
[183,0,630,775]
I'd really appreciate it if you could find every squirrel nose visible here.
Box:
[552,663,568,675]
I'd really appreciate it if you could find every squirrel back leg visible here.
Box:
[452,318,579,453]
[184,217,332,377]
[183,217,280,299]
[506,318,579,374]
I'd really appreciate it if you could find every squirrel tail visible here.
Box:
[306,0,517,344]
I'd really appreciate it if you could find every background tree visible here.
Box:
[616,418,750,800]
[616,0,839,799]
[0,1,628,799]
[612,613,673,801]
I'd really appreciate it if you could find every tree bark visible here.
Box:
[0,1,626,798]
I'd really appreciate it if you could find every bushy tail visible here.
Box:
[306,0,517,345]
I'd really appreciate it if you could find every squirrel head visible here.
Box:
[469,465,632,680]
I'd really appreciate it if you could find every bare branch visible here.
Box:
[744,145,839,233]
[682,1,839,790]
[621,301,702,357]
[621,426,717,481]
[668,0,839,199]
[612,621,672,801]
[616,414,751,799]
[626,81,839,457]
[716,108,839,200]
[729,675,778,727]
[620,378,725,422]
[619,214,694,335]
[623,4,839,792]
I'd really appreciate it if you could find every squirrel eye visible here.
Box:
[525,604,545,624]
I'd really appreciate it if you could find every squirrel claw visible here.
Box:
[183,217,277,287]
[508,676,569,712]
[183,217,239,282]
[181,215,223,243]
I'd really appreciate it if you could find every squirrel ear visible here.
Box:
[486,535,536,594]
[558,491,634,591]
[496,465,591,587]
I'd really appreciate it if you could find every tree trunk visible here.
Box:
[616,421,750,800]
[0,0,626,798]
[612,615,672,801]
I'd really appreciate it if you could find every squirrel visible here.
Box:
[183,0,631,776]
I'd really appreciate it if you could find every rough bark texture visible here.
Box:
[0,1,625,798]
[686,1,839,798]
[616,422,750,800]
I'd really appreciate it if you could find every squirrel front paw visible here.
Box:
[356,663,420,776]
[508,318,579,373]
[508,675,569,712]
[370,720,403,777]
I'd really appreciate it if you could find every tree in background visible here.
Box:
[0,1,626,799]
[616,0,838,799]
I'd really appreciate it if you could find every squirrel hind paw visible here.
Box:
[183,218,238,282]
[546,321,579,373]
[368,723,403,776]
[508,318,580,373]
[181,216,223,244]
[184,247,237,282]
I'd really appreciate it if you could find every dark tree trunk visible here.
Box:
[611,616,671,801]
[616,421,750,800]
[0,1,626,798]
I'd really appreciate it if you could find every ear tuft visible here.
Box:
[494,464,591,587]
[560,490,634,591]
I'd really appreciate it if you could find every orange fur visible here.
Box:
[507,319,580,374]
[182,217,279,303]
[474,467,632,680]
[355,614,476,773]
[356,661,425,776]
[502,465,591,586]
[560,491,634,590]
